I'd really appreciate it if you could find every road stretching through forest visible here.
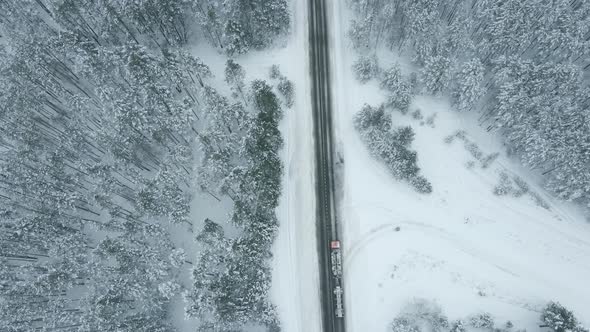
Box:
[308,0,346,331]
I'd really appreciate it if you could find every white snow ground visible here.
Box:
[328,1,590,331]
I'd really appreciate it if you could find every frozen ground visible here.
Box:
[328,0,590,331]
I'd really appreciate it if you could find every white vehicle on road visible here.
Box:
[334,285,344,318]
[330,240,343,277]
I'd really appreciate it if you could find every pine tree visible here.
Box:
[452,58,484,112]
[225,59,247,102]
[421,54,451,95]
[353,55,380,83]
[541,302,580,332]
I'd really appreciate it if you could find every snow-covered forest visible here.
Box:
[0,0,290,331]
[2,0,590,331]
[347,0,590,209]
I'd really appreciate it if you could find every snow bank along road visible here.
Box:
[308,0,346,331]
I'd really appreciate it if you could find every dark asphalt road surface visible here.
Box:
[308,0,346,331]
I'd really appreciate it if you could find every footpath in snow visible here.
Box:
[328,0,590,331]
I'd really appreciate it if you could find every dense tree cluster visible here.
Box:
[541,302,589,332]
[186,80,284,330]
[193,0,291,54]
[0,0,288,331]
[347,0,590,208]
[353,104,432,193]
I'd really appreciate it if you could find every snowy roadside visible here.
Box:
[328,1,590,332]
[270,0,323,331]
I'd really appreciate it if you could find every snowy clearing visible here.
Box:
[329,0,590,331]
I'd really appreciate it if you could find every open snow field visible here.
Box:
[328,1,590,331]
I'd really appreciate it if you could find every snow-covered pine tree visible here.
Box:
[421,54,452,95]
[452,58,484,112]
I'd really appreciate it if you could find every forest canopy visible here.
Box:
[0,0,290,331]
[347,0,590,208]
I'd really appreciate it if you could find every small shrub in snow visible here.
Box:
[444,130,467,144]
[277,77,294,108]
[445,131,500,168]
[477,288,487,297]
[465,142,484,160]
[455,130,467,140]
[399,299,449,331]
[391,317,421,332]
[269,64,282,79]
[505,321,514,329]
[444,135,456,144]
[469,312,495,329]
[450,320,467,332]
[494,174,512,196]
[512,175,529,197]
[425,113,437,128]
[481,152,500,168]
[412,109,424,120]
[493,173,550,208]
[353,55,380,83]
[494,173,526,197]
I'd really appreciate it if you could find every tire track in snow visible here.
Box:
[343,218,521,281]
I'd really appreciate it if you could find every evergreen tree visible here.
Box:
[353,54,381,83]
[421,54,451,95]
[452,58,484,112]
[541,302,580,332]
[225,59,247,103]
